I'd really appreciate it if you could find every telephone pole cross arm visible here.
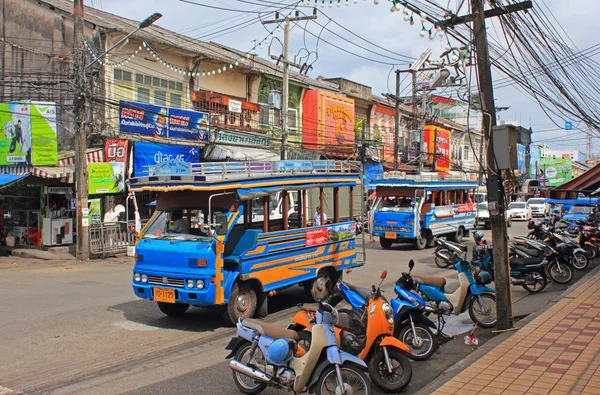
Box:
[442,0,533,331]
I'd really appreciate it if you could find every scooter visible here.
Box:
[399,259,497,329]
[288,271,412,393]
[511,237,574,284]
[226,302,371,395]
[433,238,468,268]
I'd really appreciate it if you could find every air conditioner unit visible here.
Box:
[268,90,282,110]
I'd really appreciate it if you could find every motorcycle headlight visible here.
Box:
[382,303,394,324]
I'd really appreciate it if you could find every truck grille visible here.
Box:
[148,276,185,288]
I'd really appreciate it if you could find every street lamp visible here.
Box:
[84,12,162,76]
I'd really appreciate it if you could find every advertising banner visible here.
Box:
[119,101,168,138]
[133,142,200,177]
[423,126,451,172]
[105,139,129,162]
[88,198,102,225]
[302,90,355,152]
[0,101,58,166]
[518,144,526,175]
[540,157,572,187]
[119,101,209,143]
[88,162,126,194]
[167,107,209,142]
[306,228,328,246]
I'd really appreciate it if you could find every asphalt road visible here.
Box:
[0,221,595,395]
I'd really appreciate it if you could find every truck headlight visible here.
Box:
[186,279,194,289]
[141,274,148,283]
[382,303,394,324]
[196,279,205,289]
[134,272,141,282]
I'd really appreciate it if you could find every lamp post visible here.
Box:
[72,1,161,260]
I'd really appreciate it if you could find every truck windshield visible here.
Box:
[142,209,213,241]
[569,206,592,214]
[376,197,415,213]
[528,199,543,205]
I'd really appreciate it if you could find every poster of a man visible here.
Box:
[8,120,22,153]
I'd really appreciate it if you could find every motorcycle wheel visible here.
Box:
[468,293,497,328]
[583,244,597,260]
[317,363,372,395]
[232,343,267,395]
[368,348,412,393]
[434,254,451,268]
[573,252,589,270]
[548,261,574,284]
[398,324,438,361]
[521,270,548,293]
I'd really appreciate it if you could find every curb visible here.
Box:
[414,264,600,395]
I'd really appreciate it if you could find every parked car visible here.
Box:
[475,201,512,228]
[507,201,532,221]
[527,198,550,217]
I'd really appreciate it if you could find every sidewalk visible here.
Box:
[430,270,600,395]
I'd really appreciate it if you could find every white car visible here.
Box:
[475,202,512,228]
[507,202,533,221]
[527,198,550,217]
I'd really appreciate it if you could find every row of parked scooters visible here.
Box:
[434,218,597,294]
[225,253,498,394]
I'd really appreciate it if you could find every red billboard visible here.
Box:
[306,227,328,246]
[423,126,451,172]
[302,90,355,156]
[105,139,129,163]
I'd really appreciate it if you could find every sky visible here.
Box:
[85,0,599,155]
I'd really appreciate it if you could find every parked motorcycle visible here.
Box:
[399,259,497,328]
[288,272,412,393]
[226,302,372,395]
[526,221,589,271]
[511,237,574,284]
[433,238,468,268]
[472,238,549,294]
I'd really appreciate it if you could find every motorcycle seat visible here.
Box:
[243,318,300,341]
[445,240,468,251]
[412,273,447,289]
[511,258,544,267]
[344,283,373,302]
[513,245,542,258]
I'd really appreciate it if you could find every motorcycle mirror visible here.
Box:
[380,270,388,279]
[408,260,415,271]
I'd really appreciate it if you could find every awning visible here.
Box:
[1,165,73,182]
[0,174,29,190]
[550,162,600,199]
[204,145,280,161]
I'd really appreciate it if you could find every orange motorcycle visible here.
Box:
[289,271,413,393]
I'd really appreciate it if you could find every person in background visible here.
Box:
[170,210,189,234]
[314,206,328,226]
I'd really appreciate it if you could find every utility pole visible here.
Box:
[586,132,592,160]
[263,10,316,160]
[440,0,532,330]
[419,86,427,172]
[394,70,401,171]
[73,0,89,261]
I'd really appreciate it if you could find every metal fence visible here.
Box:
[89,221,136,257]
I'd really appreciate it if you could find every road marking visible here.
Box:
[113,321,160,331]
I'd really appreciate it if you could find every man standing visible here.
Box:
[314,206,327,226]
[8,120,23,153]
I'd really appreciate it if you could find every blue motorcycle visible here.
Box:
[331,279,439,361]
[399,259,497,329]
[225,302,371,395]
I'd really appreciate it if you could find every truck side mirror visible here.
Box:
[215,212,228,236]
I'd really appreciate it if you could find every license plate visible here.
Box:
[385,232,397,239]
[153,288,175,303]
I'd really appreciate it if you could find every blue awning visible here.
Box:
[0,174,28,189]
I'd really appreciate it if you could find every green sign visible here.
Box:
[88,162,126,194]
[88,199,102,224]
[541,157,572,187]
[0,101,58,165]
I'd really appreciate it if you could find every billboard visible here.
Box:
[88,162,126,194]
[302,90,355,153]
[423,126,451,172]
[0,101,58,165]
[133,142,200,177]
[540,157,572,187]
[119,101,209,142]
[518,144,526,175]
